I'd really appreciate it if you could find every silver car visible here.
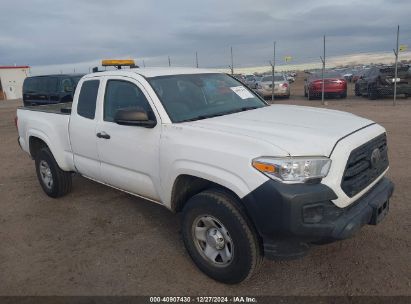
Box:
[256,74,290,99]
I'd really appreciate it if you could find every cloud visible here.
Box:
[0,0,410,74]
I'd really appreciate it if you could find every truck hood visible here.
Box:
[186,104,374,156]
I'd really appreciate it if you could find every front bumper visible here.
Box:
[242,177,394,259]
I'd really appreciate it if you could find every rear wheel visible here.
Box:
[340,91,347,99]
[35,147,72,198]
[181,189,262,284]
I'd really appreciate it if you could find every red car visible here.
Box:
[304,71,347,99]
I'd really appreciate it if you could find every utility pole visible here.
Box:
[320,35,326,105]
[271,41,276,102]
[393,25,400,106]
[168,56,171,67]
[230,46,234,74]
[143,59,146,68]
[196,51,199,68]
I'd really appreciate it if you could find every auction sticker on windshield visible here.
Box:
[230,86,255,99]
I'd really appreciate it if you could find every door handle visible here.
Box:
[96,132,111,139]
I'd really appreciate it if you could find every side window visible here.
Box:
[38,78,48,92]
[46,77,58,93]
[104,80,154,122]
[77,80,100,119]
[30,78,38,91]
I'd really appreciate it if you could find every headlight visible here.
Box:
[252,157,331,183]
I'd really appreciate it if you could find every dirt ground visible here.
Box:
[0,75,410,296]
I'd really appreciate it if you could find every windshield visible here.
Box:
[148,73,266,123]
[262,75,284,82]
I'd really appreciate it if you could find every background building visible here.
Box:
[0,66,30,100]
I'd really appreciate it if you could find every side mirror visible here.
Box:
[114,107,156,128]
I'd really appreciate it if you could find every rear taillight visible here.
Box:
[281,83,289,88]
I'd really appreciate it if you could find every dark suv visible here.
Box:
[23,74,84,106]
[355,65,411,99]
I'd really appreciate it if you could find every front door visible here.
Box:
[96,77,161,201]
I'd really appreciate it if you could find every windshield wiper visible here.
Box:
[179,106,260,123]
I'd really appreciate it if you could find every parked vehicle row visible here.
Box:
[23,65,409,104]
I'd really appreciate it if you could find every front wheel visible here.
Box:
[181,189,262,284]
[35,147,72,198]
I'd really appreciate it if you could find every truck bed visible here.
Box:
[17,103,75,172]
[20,102,72,114]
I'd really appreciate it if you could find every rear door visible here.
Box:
[69,78,102,180]
[95,76,162,201]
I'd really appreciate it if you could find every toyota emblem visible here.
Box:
[370,148,381,168]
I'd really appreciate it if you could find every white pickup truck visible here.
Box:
[17,68,394,283]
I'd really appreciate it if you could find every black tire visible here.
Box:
[35,147,72,198]
[304,88,307,97]
[340,91,347,99]
[182,189,262,284]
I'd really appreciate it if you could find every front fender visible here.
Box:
[162,159,268,207]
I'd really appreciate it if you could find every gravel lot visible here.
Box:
[0,75,410,296]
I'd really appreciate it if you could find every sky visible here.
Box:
[1,0,410,74]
